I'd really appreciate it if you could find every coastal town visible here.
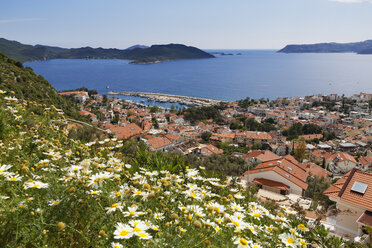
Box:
[62,89,372,243]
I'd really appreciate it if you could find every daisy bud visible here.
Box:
[193,220,202,229]
[272,227,279,232]
[170,213,178,220]
[57,222,65,231]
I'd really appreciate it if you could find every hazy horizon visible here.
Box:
[3,36,372,51]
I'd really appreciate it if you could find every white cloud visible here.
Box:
[0,18,42,24]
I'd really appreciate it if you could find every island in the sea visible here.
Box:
[278,40,372,54]
[0,37,214,64]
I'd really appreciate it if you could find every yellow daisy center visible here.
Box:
[298,224,306,230]
[138,233,148,238]
[287,238,295,244]
[253,213,260,218]
[232,221,240,227]
[239,238,248,246]
[119,230,129,236]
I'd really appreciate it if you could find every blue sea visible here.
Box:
[25,50,372,103]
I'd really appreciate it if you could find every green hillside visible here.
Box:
[0,51,81,119]
[0,38,214,63]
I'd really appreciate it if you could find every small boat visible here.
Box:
[106,85,110,89]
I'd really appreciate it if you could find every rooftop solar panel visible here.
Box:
[351,181,368,194]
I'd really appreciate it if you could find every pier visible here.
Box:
[107,91,225,107]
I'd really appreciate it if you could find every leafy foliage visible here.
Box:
[183,106,224,124]
[304,176,334,210]
[184,153,247,176]
[230,117,276,132]
[294,141,307,162]
[0,51,82,120]
[282,123,322,140]
[201,131,212,142]
[237,97,258,108]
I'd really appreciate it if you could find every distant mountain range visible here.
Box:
[126,45,149,50]
[0,38,214,64]
[278,40,372,54]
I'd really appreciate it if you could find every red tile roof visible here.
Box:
[244,158,308,190]
[330,152,357,164]
[59,91,88,97]
[282,155,299,165]
[300,162,331,179]
[165,134,182,142]
[324,169,372,211]
[253,178,289,191]
[300,134,323,141]
[108,123,143,140]
[236,131,272,140]
[201,144,223,155]
[147,136,173,150]
[310,149,332,160]
[357,211,372,226]
[214,133,236,138]
[242,150,280,162]
[79,110,97,119]
[359,156,372,166]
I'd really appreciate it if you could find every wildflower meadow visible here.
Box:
[0,91,355,247]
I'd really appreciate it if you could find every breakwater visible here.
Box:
[107,91,224,107]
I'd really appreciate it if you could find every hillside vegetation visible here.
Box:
[0,51,81,119]
[0,38,214,64]
[0,92,358,247]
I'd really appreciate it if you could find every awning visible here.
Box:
[357,211,372,226]
[253,178,289,191]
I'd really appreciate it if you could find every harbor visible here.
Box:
[107,91,224,107]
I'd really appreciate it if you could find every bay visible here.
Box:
[25,50,372,101]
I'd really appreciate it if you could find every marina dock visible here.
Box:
[107,91,224,107]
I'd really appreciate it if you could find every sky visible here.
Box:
[1,0,372,49]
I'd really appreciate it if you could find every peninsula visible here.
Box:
[278,40,372,54]
[0,37,214,63]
